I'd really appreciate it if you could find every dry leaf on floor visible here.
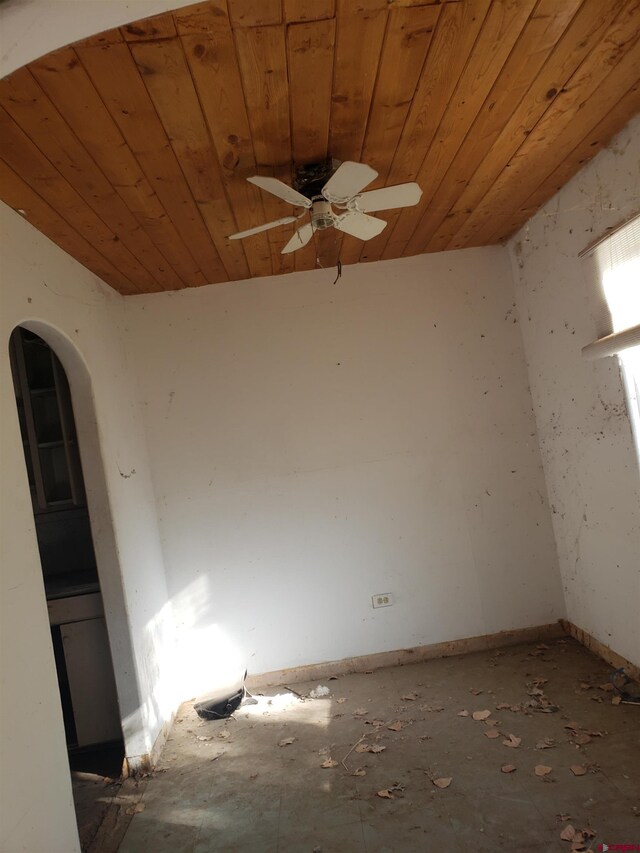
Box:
[356,743,386,754]
[387,721,404,732]
[534,764,552,777]
[536,738,555,750]
[599,683,614,692]
[371,719,385,727]
[570,765,587,776]
[501,764,516,773]
[612,695,622,705]
[571,832,586,851]
[458,710,470,717]
[218,731,231,739]
[401,692,419,701]
[320,758,338,769]
[472,710,491,721]
[560,823,577,841]
[484,718,499,727]
[557,814,572,822]
[496,703,511,710]
[432,777,452,789]
[353,708,368,717]
[573,733,591,746]
[352,768,366,777]
[484,729,500,739]
[377,789,394,799]
[125,803,145,815]
[278,737,296,747]
[337,698,346,704]
[469,688,483,695]
[502,734,521,748]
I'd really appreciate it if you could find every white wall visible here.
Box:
[124,246,564,693]
[0,202,176,853]
[508,115,640,669]
[0,0,198,77]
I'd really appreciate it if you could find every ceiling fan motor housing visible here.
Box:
[311,197,334,230]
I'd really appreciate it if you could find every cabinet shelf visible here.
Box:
[29,386,56,396]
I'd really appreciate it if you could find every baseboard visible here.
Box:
[246,622,565,690]
[123,711,175,777]
[560,619,640,682]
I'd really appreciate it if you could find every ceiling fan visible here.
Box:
[228,160,422,254]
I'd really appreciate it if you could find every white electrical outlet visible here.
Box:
[372,592,394,608]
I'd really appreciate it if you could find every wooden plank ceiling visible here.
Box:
[1,0,639,295]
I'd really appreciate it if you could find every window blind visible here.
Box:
[581,213,640,360]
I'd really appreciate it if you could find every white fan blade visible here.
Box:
[228,216,298,240]
[247,176,311,208]
[334,211,386,241]
[355,182,422,213]
[281,222,314,254]
[322,161,378,203]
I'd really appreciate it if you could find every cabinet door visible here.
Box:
[60,618,122,747]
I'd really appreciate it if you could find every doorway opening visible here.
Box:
[9,326,125,843]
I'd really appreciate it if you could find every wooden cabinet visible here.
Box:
[9,328,99,596]
[48,594,122,748]
[10,329,122,750]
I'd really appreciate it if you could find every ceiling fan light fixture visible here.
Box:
[228,161,422,254]
[310,197,334,230]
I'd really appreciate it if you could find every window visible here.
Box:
[581,214,640,463]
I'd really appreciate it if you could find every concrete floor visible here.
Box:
[116,638,639,852]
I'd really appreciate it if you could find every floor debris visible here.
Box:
[109,638,640,853]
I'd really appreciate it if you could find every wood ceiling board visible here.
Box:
[74,40,229,284]
[121,12,178,41]
[286,16,336,273]
[420,0,583,254]
[329,2,386,162]
[0,106,161,292]
[480,47,640,246]
[2,0,639,294]
[397,0,539,258]
[328,1,387,267]
[234,25,291,166]
[285,0,336,23]
[499,80,640,243]
[174,2,230,35]
[287,19,336,165]
[28,47,206,287]
[181,14,274,277]
[361,4,441,189]
[228,0,282,28]
[0,160,138,294]
[426,0,625,251]
[0,68,183,291]
[377,0,490,260]
[451,1,640,249]
[128,37,261,279]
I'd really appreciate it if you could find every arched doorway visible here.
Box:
[8,326,125,846]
